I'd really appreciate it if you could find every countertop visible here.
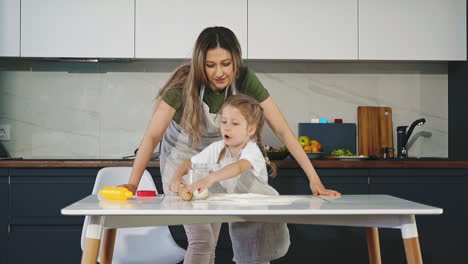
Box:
[1,159,468,168]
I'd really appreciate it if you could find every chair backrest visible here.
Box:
[81,167,185,264]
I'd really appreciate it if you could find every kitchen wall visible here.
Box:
[0,60,447,158]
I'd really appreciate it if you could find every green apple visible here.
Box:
[298,136,311,147]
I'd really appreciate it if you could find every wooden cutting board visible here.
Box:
[358,106,394,157]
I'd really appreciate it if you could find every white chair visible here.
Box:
[81,167,186,264]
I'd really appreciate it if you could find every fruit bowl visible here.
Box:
[307,152,323,159]
[267,151,289,160]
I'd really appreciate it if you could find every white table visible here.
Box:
[62,194,442,264]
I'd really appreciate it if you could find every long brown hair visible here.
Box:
[216,94,277,177]
[156,26,244,146]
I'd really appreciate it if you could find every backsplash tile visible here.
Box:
[0,61,448,158]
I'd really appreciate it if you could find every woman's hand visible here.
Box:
[169,176,186,193]
[117,183,137,194]
[186,175,215,194]
[310,182,341,197]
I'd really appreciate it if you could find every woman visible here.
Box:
[120,26,340,264]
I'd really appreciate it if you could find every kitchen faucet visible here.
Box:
[396,118,426,158]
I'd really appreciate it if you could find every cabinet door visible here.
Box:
[270,168,369,195]
[267,168,370,263]
[9,226,83,264]
[359,0,467,60]
[136,0,247,59]
[0,0,20,56]
[21,0,134,58]
[370,168,468,263]
[248,0,358,60]
[9,168,96,263]
[0,169,8,264]
[10,168,95,221]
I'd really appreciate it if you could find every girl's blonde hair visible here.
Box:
[216,94,277,177]
[156,26,243,146]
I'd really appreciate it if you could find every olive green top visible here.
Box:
[162,67,269,124]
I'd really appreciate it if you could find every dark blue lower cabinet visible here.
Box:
[276,225,369,264]
[269,168,370,263]
[370,168,468,264]
[5,166,467,264]
[270,168,369,195]
[0,169,8,264]
[8,168,96,264]
[9,225,83,263]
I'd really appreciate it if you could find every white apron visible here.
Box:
[159,85,289,263]
[218,150,290,263]
[160,85,231,193]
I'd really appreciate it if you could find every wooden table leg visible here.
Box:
[100,229,117,264]
[82,216,103,264]
[403,237,423,264]
[401,215,423,264]
[366,227,382,264]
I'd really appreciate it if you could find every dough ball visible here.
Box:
[193,189,209,199]
[177,186,193,201]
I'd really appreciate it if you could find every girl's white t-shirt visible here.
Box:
[191,140,268,192]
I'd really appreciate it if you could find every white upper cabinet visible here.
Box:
[0,0,20,57]
[359,0,467,61]
[7,0,467,60]
[136,0,247,59]
[248,0,358,60]
[21,0,134,58]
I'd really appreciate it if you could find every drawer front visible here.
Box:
[10,168,96,218]
[9,225,82,264]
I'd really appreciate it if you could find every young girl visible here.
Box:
[169,94,290,264]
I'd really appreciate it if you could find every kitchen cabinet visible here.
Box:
[359,0,467,60]
[267,168,370,263]
[0,0,20,57]
[370,168,468,263]
[248,0,358,60]
[1,165,466,263]
[0,169,8,264]
[8,168,95,263]
[10,0,465,60]
[9,227,84,263]
[6,167,163,264]
[270,168,369,195]
[135,0,247,59]
[20,0,134,58]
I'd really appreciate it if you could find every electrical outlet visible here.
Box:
[0,124,11,141]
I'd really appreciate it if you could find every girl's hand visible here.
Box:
[117,184,137,194]
[186,175,215,194]
[169,176,186,193]
[310,182,341,197]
